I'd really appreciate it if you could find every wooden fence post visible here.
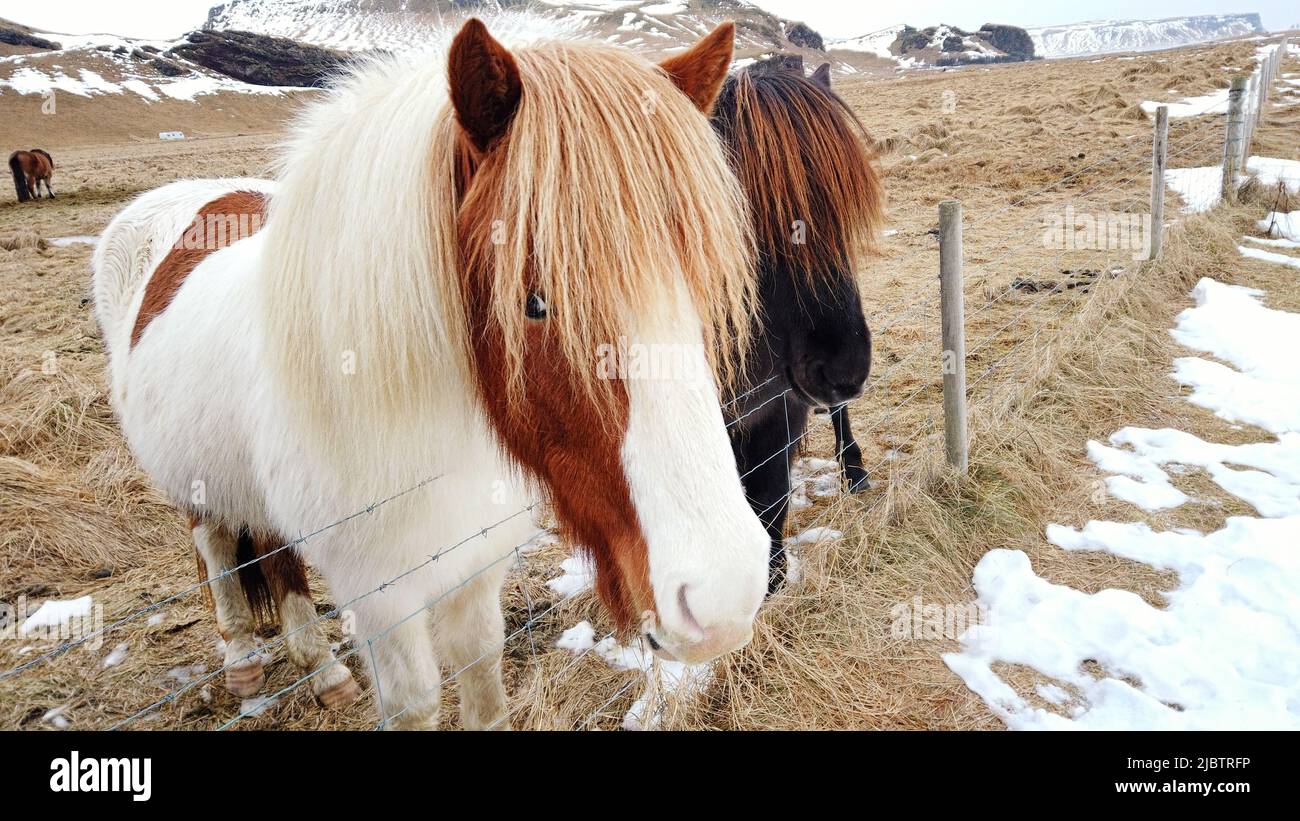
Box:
[938,200,968,473]
[1221,76,1248,202]
[1149,105,1168,261]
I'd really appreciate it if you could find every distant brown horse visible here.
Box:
[9,149,55,202]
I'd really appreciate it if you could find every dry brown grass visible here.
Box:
[1,36,1297,730]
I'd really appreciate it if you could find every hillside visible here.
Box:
[0,19,319,148]
[205,0,821,59]
[1027,13,1265,59]
[828,22,1037,70]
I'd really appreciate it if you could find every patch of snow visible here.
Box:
[1165,165,1221,213]
[588,634,712,731]
[50,235,98,248]
[1171,279,1300,435]
[239,695,277,717]
[546,554,595,599]
[556,620,596,653]
[1140,89,1228,117]
[785,526,842,547]
[1259,212,1300,242]
[1238,245,1300,269]
[19,596,92,635]
[165,663,205,684]
[829,26,905,60]
[1091,427,1300,516]
[102,642,128,668]
[1242,235,1300,250]
[1245,156,1300,193]
[946,274,1300,729]
[43,705,71,729]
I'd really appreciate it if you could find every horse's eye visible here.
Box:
[525,292,548,320]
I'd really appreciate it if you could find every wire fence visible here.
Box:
[3,38,1295,732]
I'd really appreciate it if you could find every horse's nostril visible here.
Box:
[676,584,705,637]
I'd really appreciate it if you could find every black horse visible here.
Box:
[712,61,884,591]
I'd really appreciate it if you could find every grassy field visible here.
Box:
[1,35,1296,729]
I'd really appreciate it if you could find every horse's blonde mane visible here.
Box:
[467,43,754,406]
[259,31,754,433]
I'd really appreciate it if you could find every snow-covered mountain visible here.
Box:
[828,23,1036,69]
[203,0,817,58]
[1027,13,1265,59]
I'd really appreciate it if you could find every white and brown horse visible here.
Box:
[92,19,769,729]
[10,148,54,202]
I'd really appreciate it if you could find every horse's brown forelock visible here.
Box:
[716,70,885,280]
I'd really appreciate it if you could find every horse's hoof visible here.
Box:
[317,673,362,709]
[846,472,871,494]
[225,659,265,697]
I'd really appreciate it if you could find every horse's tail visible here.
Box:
[9,153,30,202]
[236,527,312,628]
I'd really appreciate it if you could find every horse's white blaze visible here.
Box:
[620,293,770,664]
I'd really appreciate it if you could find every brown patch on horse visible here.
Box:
[712,68,885,281]
[658,22,735,113]
[187,513,307,627]
[453,130,652,631]
[236,529,311,628]
[130,190,267,348]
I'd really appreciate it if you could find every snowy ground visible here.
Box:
[946,273,1300,729]
[1167,156,1300,214]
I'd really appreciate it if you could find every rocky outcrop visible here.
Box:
[0,24,60,50]
[786,22,824,51]
[894,22,1037,66]
[169,29,347,88]
[977,24,1035,59]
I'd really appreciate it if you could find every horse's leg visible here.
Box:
[734,404,809,593]
[349,594,441,729]
[191,520,265,697]
[44,179,54,199]
[432,565,510,730]
[271,566,361,709]
[830,404,870,493]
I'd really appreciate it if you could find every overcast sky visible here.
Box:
[0,0,1292,41]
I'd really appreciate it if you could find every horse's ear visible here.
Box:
[811,62,832,90]
[659,22,734,114]
[448,18,522,153]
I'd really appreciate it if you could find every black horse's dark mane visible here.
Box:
[712,67,885,279]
